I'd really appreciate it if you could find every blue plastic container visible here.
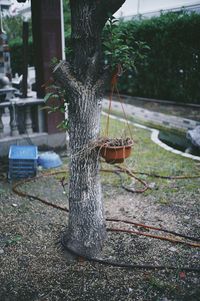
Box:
[38,151,62,169]
[9,145,38,179]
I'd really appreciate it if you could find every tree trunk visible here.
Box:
[63,85,106,257]
[53,0,126,258]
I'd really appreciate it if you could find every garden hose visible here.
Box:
[60,235,200,273]
[11,168,200,273]
[11,177,200,247]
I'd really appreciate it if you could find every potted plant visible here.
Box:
[98,137,133,164]
[95,17,148,164]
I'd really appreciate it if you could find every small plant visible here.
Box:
[6,235,22,246]
[43,63,69,131]
[97,137,134,164]
[103,16,150,74]
[98,137,133,147]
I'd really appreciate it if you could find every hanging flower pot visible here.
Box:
[98,64,134,164]
[98,137,133,164]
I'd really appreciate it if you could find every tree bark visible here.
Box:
[54,0,125,257]
[65,86,106,257]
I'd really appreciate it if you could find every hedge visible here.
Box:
[115,12,200,104]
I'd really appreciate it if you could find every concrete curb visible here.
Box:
[102,99,200,132]
[119,95,200,109]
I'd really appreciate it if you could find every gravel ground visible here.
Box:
[0,162,200,301]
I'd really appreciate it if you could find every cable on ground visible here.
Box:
[12,168,200,272]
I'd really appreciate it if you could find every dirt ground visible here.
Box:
[0,160,199,301]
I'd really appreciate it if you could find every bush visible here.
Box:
[9,38,34,76]
[114,12,200,104]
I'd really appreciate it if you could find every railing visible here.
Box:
[0,96,45,139]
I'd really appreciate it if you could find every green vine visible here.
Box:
[43,58,69,131]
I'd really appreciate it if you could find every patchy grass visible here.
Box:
[101,115,200,194]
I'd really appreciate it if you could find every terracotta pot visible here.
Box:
[100,143,133,164]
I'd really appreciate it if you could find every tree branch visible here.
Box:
[93,65,110,94]
[85,52,100,84]
[103,0,126,16]
[53,61,83,93]
[96,0,126,29]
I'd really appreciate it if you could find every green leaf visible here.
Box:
[41,105,52,111]
[57,120,69,130]
[44,93,55,102]
[7,235,22,245]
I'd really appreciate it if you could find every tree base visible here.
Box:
[61,226,107,259]
[61,232,79,262]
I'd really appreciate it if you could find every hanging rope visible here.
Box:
[104,64,133,141]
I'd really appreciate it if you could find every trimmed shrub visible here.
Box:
[115,12,200,104]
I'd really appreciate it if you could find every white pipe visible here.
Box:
[60,0,66,60]
[0,5,6,34]
[137,0,140,16]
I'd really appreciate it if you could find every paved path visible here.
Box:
[102,98,200,132]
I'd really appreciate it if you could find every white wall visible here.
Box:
[115,0,200,18]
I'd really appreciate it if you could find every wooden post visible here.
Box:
[22,21,29,98]
[31,0,65,134]
[0,109,3,138]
